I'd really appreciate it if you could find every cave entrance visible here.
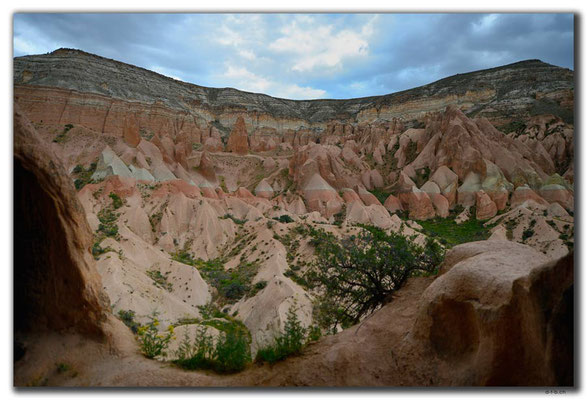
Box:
[14,158,81,335]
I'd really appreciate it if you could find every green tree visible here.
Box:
[307,224,444,333]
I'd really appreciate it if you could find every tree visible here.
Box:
[306,224,444,333]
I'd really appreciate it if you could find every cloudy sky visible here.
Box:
[13,13,574,99]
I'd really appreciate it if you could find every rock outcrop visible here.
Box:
[14,107,108,336]
[226,116,249,155]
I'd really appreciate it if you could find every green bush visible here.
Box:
[174,324,251,374]
[214,330,251,373]
[255,306,307,364]
[221,214,247,225]
[174,326,216,371]
[117,309,141,334]
[522,228,535,241]
[109,192,123,209]
[137,315,174,359]
[273,215,294,224]
[171,250,196,266]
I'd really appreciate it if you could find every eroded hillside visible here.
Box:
[13,49,574,386]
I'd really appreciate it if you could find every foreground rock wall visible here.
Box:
[14,106,108,337]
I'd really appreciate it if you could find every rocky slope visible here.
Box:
[13,49,574,387]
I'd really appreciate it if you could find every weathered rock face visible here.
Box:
[122,114,140,148]
[226,116,249,155]
[14,107,108,337]
[475,190,497,220]
[14,49,573,144]
[408,242,573,386]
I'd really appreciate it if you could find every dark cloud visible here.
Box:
[13,13,574,99]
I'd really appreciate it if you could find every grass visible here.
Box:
[418,216,494,248]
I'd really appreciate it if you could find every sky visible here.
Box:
[13,13,574,100]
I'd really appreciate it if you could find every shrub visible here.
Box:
[255,306,307,364]
[109,192,123,209]
[146,269,173,292]
[307,224,444,332]
[214,330,251,373]
[522,228,535,241]
[174,323,251,373]
[71,161,98,190]
[137,314,174,359]
[174,326,216,371]
[195,258,260,304]
[221,214,247,225]
[273,215,294,224]
[171,250,196,266]
[118,309,141,334]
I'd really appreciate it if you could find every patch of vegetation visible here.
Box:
[149,200,168,233]
[522,219,537,242]
[306,224,444,333]
[219,175,228,193]
[404,140,419,165]
[192,142,203,151]
[333,204,347,227]
[173,324,251,374]
[53,123,74,143]
[139,127,154,140]
[501,120,527,135]
[117,309,141,334]
[97,207,119,239]
[368,188,392,205]
[56,362,72,374]
[91,241,116,260]
[195,258,261,304]
[522,228,535,241]
[72,161,98,190]
[171,249,197,266]
[137,313,174,359]
[255,305,307,364]
[146,269,173,292]
[273,214,294,224]
[418,217,494,248]
[249,280,267,297]
[109,192,123,209]
[221,213,247,225]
